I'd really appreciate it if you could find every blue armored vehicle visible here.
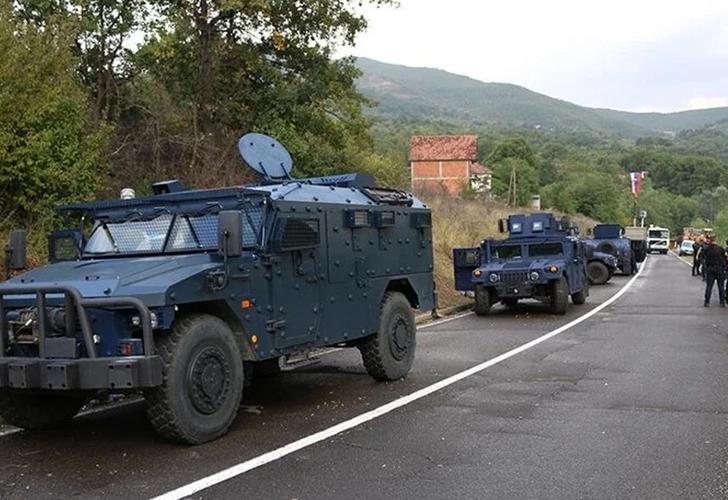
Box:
[584,224,637,275]
[586,249,619,285]
[453,213,589,315]
[0,134,436,444]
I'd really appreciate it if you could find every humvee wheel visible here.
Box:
[358,292,416,381]
[549,277,569,315]
[571,281,588,305]
[474,285,492,316]
[145,314,243,444]
[0,392,87,430]
[587,261,610,285]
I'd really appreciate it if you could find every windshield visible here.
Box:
[528,243,563,258]
[649,230,669,238]
[490,244,522,261]
[682,241,694,248]
[84,206,264,256]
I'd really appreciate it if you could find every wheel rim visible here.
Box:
[187,345,231,415]
[389,314,411,361]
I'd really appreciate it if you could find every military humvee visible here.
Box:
[584,224,638,275]
[586,249,619,285]
[0,134,436,444]
[453,213,589,316]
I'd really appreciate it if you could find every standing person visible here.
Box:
[702,236,726,307]
[692,239,702,276]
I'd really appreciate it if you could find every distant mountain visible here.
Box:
[355,57,728,136]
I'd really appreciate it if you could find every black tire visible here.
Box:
[0,391,87,430]
[571,280,588,305]
[144,314,244,444]
[587,261,610,285]
[474,285,492,316]
[358,292,416,382]
[503,298,519,309]
[254,357,283,378]
[550,277,569,315]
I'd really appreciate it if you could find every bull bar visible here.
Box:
[0,285,162,390]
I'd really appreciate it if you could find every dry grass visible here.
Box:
[426,195,598,309]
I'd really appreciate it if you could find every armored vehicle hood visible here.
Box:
[4,253,224,305]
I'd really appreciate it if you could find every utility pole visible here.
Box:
[507,164,517,207]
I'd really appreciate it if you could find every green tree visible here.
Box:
[491,157,538,206]
[0,7,106,226]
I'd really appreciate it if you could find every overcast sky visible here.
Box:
[343,0,728,112]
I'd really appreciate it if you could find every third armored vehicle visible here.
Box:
[586,250,619,285]
[0,133,436,444]
[584,224,637,275]
[453,213,589,316]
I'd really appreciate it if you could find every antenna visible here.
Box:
[238,133,293,181]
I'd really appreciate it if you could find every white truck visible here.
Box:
[647,225,670,254]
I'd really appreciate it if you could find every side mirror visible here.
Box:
[497,219,506,233]
[218,211,243,258]
[6,229,27,270]
[48,229,84,263]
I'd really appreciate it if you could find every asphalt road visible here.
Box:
[2,254,728,499]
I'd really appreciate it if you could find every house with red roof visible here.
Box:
[409,135,492,197]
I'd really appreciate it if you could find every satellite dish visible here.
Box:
[238,133,293,180]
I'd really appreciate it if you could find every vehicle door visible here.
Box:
[268,214,322,349]
[453,247,481,291]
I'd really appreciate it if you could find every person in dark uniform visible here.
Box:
[703,236,726,307]
[692,240,702,276]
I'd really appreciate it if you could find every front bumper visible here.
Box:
[0,285,161,391]
[0,355,162,390]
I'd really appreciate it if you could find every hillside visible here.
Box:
[356,58,728,136]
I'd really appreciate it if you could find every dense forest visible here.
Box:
[0,0,399,240]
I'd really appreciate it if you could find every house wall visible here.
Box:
[411,160,470,196]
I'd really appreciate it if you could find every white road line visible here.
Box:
[0,427,21,437]
[420,310,474,329]
[152,258,648,500]
[669,250,693,267]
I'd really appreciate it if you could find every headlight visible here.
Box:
[132,312,158,329]
[488,273,499,283]
[473,269,482,278]
[529,271,540,281]
[547,265,559,273]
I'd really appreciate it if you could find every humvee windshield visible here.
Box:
[528,243,563,258]
[84,208,263,256]
[490,245,522,260]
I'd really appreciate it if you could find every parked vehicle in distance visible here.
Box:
[679,240,695,256]
[0,133,436,444]
[453,213,589,316]
[647,225,670,254]
[584,224,637,275]
[624,226,648,264]
[586,249,619,285]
